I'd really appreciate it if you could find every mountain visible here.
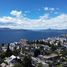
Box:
[0,28,67,43]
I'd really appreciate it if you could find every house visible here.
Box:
[43,53,58,60]
[4,55,22,67]
[2,45,7,52]
[32,57,49,67]
[18,39,28,46]
[62,62,67,67]
[4,55,16,64]
[9,43,16,51]
[1,63,7,67]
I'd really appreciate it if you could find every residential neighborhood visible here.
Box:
[0,37,67,67]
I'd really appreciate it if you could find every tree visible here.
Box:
[12,47,20,56]
[1,43,4,46]
[51,44,58,51]
[0,51,6,59]
[0,44,13,58]
[34,49,40,57]
[5,44,13,57]
[23,55,32,67]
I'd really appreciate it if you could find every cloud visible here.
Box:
[44,7,55,11]
[0,16,15,22]
[54,12,58,14]
[44,7,49,11]
[0,10,67,30]
[50,8,54,11]
[44,7,59,14]
[46,14,67,29]
[10,10,22,17]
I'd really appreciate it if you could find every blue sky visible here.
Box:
[0,0,45,18]
[0,0,67,29]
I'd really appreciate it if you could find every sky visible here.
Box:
[0,0,67,30]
